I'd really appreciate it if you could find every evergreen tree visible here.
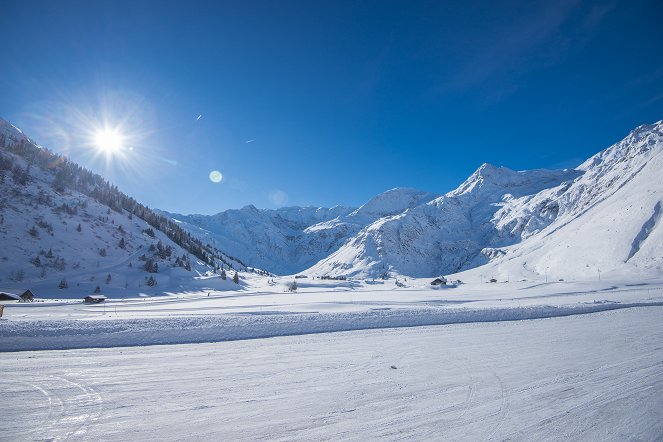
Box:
[233,272,239,284]
[106,274,112,284]
[94,285,101,293]
[76,223,82,232]
[220,269,227,280]
[119,237,126,249]
[58,278,68,289]
[46,248,54,258]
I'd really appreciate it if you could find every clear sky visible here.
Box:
[1,0,662,214]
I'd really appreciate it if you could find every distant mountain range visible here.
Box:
[168,121,663,280]
[3,116,662,289]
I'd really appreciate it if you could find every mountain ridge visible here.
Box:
[170,121,663,279]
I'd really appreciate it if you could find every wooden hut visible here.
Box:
[430,277,447,286]
[83,295,107,304]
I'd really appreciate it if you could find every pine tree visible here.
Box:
[28,225,39,237]
[76,223,82,232]
[58,278,68,289]
[46,248,54,258]
[94,285,101,293]
[220,269,227,280]
[119,237,125,249]
[106,274,112,284]
[233,272,239,284]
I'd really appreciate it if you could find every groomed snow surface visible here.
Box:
[1,278,663,440]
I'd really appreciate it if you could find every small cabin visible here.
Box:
[431,277,447,286]
[0,291,19,301]
[489,278,498,283]
[83,295,107,304]
[1,289,34,302]
[20,290,34,302]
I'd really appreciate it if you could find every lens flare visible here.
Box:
[209,170,223,183]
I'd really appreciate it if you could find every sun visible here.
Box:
[94,128,124,153]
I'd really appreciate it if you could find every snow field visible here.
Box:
[1,307,661,440]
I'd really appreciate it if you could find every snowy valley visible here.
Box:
[1,118,662,441]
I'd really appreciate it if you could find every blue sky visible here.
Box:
[1,0,662,214]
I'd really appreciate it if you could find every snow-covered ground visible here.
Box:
[1,306,661,440]
[2,277,663,351]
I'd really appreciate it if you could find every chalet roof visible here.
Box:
[0,288,22,295]
[0,289,34,298]
[84,295,107,300]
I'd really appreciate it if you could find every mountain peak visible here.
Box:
[351,187,439,218]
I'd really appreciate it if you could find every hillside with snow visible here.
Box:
[0,119,246,297]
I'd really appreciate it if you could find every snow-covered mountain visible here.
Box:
[306,165,581,277]
[0,118,244,297]
[168,121,663,280]
[166,188,439,275]
[454,121,663,282]
[5,115,661,287]
[309,121,663,279]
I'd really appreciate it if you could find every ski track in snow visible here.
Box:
[1,308,662,441]
[2,301,663,352]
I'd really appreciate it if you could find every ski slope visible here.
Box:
[1,307,661,440]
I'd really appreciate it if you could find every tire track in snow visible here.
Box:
[0,375,103,441]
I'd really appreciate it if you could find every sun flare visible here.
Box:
[94,128,124,153]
